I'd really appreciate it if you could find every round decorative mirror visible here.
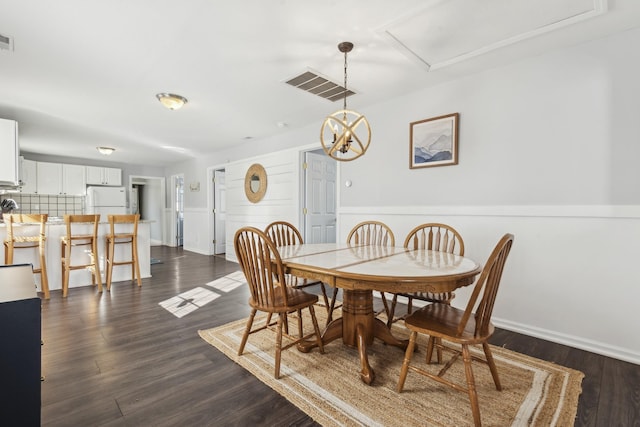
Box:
[244,163,267,203]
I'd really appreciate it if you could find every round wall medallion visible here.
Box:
[244,163,267,203]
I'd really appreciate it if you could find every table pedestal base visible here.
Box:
[299,289,406,384]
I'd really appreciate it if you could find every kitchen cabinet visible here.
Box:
[36,162,61,194]
[62,164,86,195]
[19,157,37,193]
[35,162,86,195]
[86,166,121,186]
[0,118,19,186]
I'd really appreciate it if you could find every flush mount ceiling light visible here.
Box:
[156,93,188,110]
[320,42,371,162]
[97,146,115,155]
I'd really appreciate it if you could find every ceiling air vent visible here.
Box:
[0,32,14,51]
[285,70,355,102]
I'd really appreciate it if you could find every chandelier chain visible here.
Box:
[343,49,348,111]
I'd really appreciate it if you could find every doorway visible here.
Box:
[172,174,184,247]
[128,175,166,246]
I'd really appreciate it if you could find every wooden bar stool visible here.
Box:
[3,214,50,299]
[60,214,102,297]
[105,214,141,291]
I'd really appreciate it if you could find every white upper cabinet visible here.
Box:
[36,162,62,195]
[62,164,86,195]
[35,162,86,195]
[0,118,19,186]
[19,157,37,193]
[86,166,121,186]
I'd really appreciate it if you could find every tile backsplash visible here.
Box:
[1,193,84,217]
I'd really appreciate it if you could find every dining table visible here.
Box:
[276,242,482,385]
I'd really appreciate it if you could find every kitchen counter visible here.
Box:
[0,220,151,295]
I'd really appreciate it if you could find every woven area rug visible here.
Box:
[199,309,584,426]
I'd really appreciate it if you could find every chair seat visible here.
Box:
[249,286,319,313]
[404,303,495,345]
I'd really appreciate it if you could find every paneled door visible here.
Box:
[304,151,336,244]
[213,169,226,255]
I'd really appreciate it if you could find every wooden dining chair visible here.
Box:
[105,214,142,291]
[234,227,324,379]
[346,220,395,247]
[346,220,396,320]
[3,213,50,299]
[60,214,102,297]
[265,221,332,320]
[397,233,514,427]
[386,223,465,327]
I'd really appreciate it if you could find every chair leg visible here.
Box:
[326,287,339,325]
[386,294,398,328]
[397,330,418,392]
[39,242,49,300]
[61,241,69,298]
[319,283,330,312]
[380,292,391,323]
[308,305,324,354]
[275,313,284,379]
[238,308,257,356]
[106,238,112,291]
[482,342,502,390]
[5,243,13,264]
[92,238,103,292]
[133,238,142,286]
[462,344,482,427]
[296,309,303,338]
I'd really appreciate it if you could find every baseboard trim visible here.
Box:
[493,317,640,365]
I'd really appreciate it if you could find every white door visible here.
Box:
[304,152,337,244]
[175,176,184,247]
[214,169,226,254]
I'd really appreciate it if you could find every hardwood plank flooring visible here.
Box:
[39,246,639,426]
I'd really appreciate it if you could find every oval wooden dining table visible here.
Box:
[276,242,481,385]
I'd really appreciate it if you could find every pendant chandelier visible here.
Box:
[320,42,371,162]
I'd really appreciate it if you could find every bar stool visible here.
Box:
[105,214,141,291]
[60,214,102,297]
[3,214,50,299]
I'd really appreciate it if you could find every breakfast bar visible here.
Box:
[0,218,151,295]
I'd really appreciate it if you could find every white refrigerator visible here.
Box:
[85,186,127,216]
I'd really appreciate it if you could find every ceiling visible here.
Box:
[1,0,638,167]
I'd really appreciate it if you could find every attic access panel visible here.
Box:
[380,0,607,70]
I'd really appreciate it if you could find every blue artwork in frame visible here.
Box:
[410,113,459,169]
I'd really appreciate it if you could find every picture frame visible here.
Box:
[409,112,459,169]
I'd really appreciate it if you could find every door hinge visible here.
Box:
[302,162,308,169]
[213,239,216,244]
[303,207,308,215]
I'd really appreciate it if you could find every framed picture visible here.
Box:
[409,113,459,169]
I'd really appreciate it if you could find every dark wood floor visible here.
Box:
[40,246,639,426]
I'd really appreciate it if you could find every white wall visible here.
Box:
[223,149,302,260]
[173,28,640,364]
